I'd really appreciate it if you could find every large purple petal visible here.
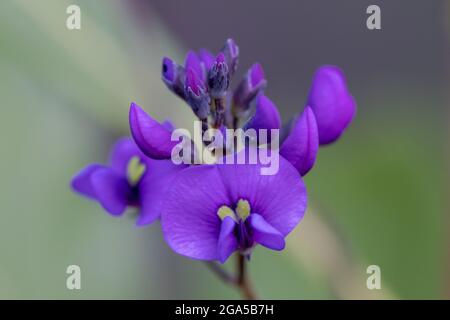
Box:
[71,164,104,199]
[91,168,131,216]
[307,65,356,145]
[109,137,143,175]
[248,213,285,250]
[217,216,238,263]
[161,165,230,260]
[280,106,319,176]
[129,102,178,159]
[136,160,188,226]
[216,157,307,236]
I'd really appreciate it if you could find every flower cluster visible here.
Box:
[71,38,356,263]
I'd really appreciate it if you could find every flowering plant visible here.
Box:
[71,38,356,298]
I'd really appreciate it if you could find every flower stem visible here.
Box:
[236,254,257,300]
[204,255,257,300]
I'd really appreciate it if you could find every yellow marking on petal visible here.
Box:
[217,205,237,222]
[236,199,251,221]
[127,156,146,186]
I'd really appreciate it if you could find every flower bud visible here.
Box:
[161,57,186,100]
[208,53,230,99]
[307,65,356,145]
[185,50,205,83]
[232,63,267,113]
[185,68,210,120]
[199,48,215,72]
[221,38,239,76]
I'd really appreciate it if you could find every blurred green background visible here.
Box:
[0,0,447,299]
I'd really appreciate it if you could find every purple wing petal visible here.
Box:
[280,106,319,176]
[136,159,187,226]
[307,65,356,145]
[248,213,285,250]
[71,164,105,199]
[91,168,131,216]
[216,156,307,236]
[217,216,238,263]
[161,165,230,261]
[109,137,143,175]
[129,102,178,159]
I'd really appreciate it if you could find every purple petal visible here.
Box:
[136,159,187,226]
[161,165,230,260]
[249,63,265,89]
[248,213,285,250]
[216,157,307,236]
[280,106,319,176]
[109,137,143,175]
[71,164,104,199]
[244,95,281,142]
[217,216,238,263]
[129,102,178,159]
[307,65,356,145]
[91,168,131,216]
[161,119,175,132]
[199,48,215,71]
[185,50,204,82]
[185,68,204,96]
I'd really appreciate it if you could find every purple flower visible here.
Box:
[280,106,319,176]
[71,137,185,225]
[307,65,356,145]
[161,156,307,263]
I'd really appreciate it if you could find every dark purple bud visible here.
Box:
[208,53,230,99]
[307,65,356,145]
[232,63,267,112]
[280,106,319,176]
[161,57,186,100]
[221,38,239,76]
[185,68,210,120]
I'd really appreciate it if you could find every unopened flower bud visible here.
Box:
[161,57,186,100]
[208,53,230,99]
[221,38,239,76]
[232,63,267,113]
[185,68,210,120]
